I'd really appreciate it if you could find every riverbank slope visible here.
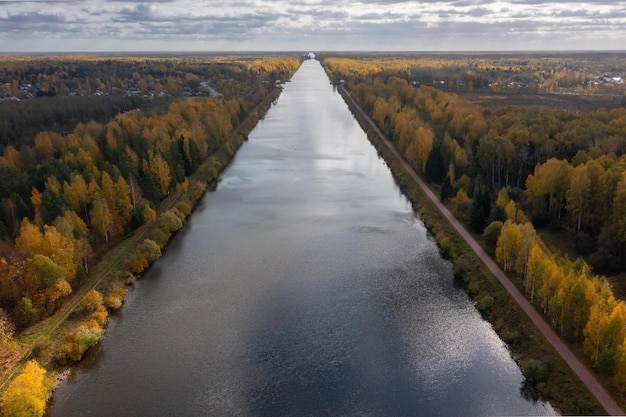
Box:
[0,84,287,414]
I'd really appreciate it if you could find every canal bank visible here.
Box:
[336,78,611,415]
[50,59,554,417]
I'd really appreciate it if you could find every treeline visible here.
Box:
[491,192,626,388]
[323,57,626,389]
[0,98,238,327]
[322,53,626,96]
[0,95,161,147]
[1,54,299,99]
[338,74,626,272]
[0,56,300,362]
[0,55,301,146]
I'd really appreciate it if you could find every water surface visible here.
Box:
[50,59,554,416]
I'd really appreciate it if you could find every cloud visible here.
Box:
[0,0,625,51]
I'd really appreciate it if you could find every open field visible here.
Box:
[459,91,625,112]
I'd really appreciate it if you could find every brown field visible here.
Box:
[458,90,625,112]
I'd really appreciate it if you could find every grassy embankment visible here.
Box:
[0,86,284,399]
[338,87,607,415]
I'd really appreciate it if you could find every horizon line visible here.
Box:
[2,49,626,55]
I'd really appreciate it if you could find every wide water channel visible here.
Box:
[50,59,555,416]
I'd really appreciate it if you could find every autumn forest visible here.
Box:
[2,51,626,416]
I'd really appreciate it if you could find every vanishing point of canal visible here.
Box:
[50,59,555,416]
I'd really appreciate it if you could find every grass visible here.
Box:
[536,227,578,261]
[607,273,626,300]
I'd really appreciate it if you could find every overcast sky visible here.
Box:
[0,0,625,52]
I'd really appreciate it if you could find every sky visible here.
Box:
[0,0,625,52]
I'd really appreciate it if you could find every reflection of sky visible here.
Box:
[51,60,555,417]
[385,250,556,416]
[2,1,626,51]
[248,63,402,224]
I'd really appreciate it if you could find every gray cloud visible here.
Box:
[0,0,625,51]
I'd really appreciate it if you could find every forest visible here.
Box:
[323,52,626,98]
[322,53,626,394]
[0,54,301,414]
[2,50,626,414]
[0,54,299,146]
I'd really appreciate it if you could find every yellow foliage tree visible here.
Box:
[495,220,520,272]
[1,360,52,417]
[63,173,90,219]
[146,151,171,196]
[525,243,548,302]
[584,292,616,365]
[101,172,133,237]
[612,338,626,390]
[514,222,538,279]
[451,189,471,219]
[15,220,77,282]
[90,192,113,243]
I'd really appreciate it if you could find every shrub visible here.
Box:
[522,358,548,386]
[56,324,104,364]
[435,232,457,259]
[199,163,218,183]
[189,182,207,201]
[453,258,473,284]
[140,239,161,263]
[104,288,126,311]
[476,294,494,313]
[142,203,157,223]
[501,329,521,345]
[130,238,162,274]
[147,228,168,248]
[55,343,75,366]
[14,297,38,328]
[174,201,192,217]
[45,279,72,304]
[91,309,108,326]
[130,253,148,274]
[80,290,104,313]
[158,210,183,236]
[482,221,503,255]
[468,281,480,295]
[73,324,103,357]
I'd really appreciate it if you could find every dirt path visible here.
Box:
[341,86,624,416]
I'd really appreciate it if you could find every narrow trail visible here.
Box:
[341,85,624,416]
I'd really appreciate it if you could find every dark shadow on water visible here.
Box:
[242,272,427,417]
[520,381,542,403]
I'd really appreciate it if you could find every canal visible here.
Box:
[50,59,554,416]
